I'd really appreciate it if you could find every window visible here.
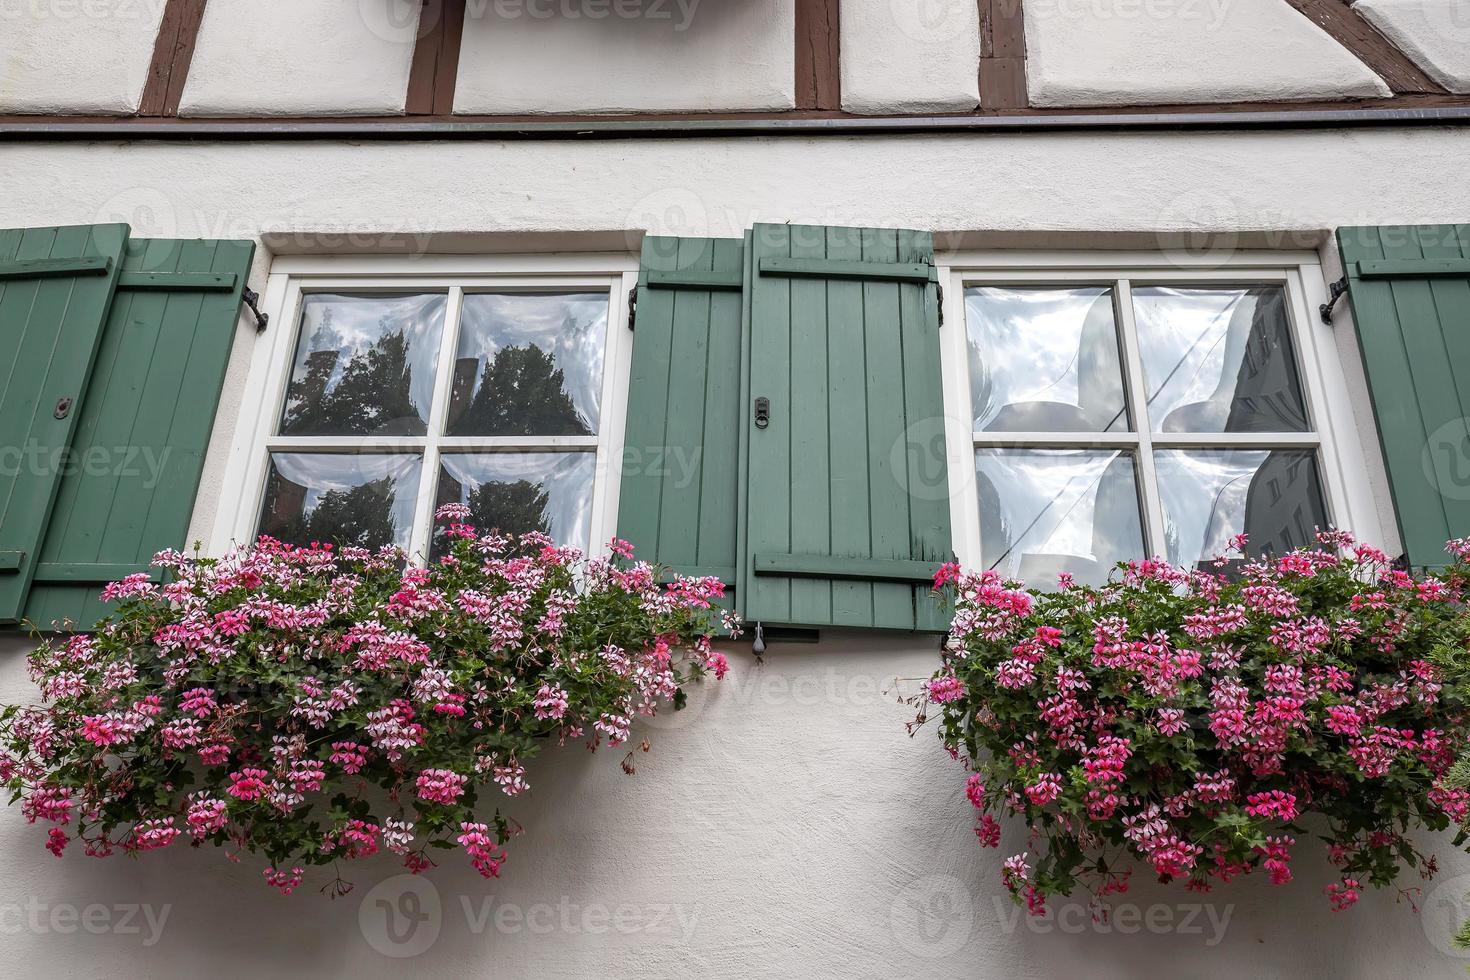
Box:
[213,256,635,561]
[939,253,1383,587]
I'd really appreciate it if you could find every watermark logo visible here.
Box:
[889,413,973,503]
[0,900,170,946]
[887,0,973,44]
[1423,418,1470,502]
[93,186,179,237]
[890,874,974,959]
[355,0,424,45]
[359,874,442,959]
[1421,0,1470,46]
[992,895,1234,943]
[1423,873,1470,959]
[624,187,710,249]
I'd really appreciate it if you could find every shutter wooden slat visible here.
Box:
[24,237,255,629]
[825,225,877,625]
[615,236,743,601]
[1340,224,1470,569]
[744,223,953,631]
[0,224,129,624]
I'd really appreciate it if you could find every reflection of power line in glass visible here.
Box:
[447,342,592,437]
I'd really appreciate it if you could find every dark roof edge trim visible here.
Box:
[3,105,1470,140]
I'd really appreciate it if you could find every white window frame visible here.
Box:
[210,253,639,562]
[935,249,1386,571]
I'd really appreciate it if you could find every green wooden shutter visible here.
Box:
[742,223,953,631]
[0,224,130,623]
[1338,223,1470,569]
[23,237,256,629]
[616,235,744,597]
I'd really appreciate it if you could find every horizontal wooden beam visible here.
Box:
[0,553,22,574]
[32,563,160,584]
[1355,259,1470,279]
[0,257,112,280]
[646,270,744,291]
[118,271,238,291]
[753,553,942,583]
[759,257,932,283]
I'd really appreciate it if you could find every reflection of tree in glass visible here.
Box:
[469,479,551,538]
[451,341,590,436]
[266,477,398,550]
[432,478,552,558]
[283,314,420,435]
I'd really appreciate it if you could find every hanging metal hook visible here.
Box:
[241,286,270,332]
[1319,276,1348,325]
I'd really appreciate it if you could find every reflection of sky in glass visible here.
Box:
[282,294,446,435]
[437,453,595,549]
[451,293,608,435]
[1132,287,1305,433]
[263,453,422,549]
[964,287,1127,433]
[1156,449,1324,567]
[975,449,1144,587]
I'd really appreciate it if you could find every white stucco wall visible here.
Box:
[840,0,981,113]
[178,0,422,116]
[0,0,165,114]
[1,128,1470,974]
[452,0,795,114]
[1356,0,1470,94]
[1024,0,1392,106]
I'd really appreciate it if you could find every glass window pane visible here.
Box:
[964,286,1129,433]
[446,293,608,437]
[1132,286,1309,433]
[974,449,1145,587]
[1155,449,1327,569]
[433,453,595,555]
[279,294,446,436]
[258,453,422,551]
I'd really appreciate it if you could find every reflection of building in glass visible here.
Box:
[1222,289,1308,433]
[1241,451,1326,559]
[282,322,422,436]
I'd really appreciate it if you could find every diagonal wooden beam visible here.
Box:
[979,0,1027,110]
[794,0,840,111]
[139,0,209,117]
[1283,0,1448,94]
[407,0,467,115]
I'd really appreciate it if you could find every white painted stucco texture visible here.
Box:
[840,0,982,113]
[1356,0,1470,93]
[0,0,166,114]
[178,0,422,116]
[1024,0,1393,106]
[452,0,796,114]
